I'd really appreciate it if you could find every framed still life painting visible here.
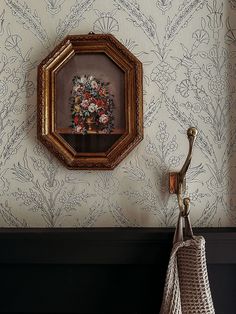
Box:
[37,33,143,169]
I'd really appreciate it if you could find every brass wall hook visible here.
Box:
[169,127,198,214]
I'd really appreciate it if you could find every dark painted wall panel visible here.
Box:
[0,228,235,313]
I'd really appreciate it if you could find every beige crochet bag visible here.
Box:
[160,213,215,314]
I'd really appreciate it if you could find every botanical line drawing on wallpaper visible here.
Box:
[0,9,5,36]
[11,147,94,227]
[0,23,36,166]
[56,0,95,42]
[118,0,236,227]
[229,0,236,10]
[123,121,206,226]
[121,37,153,87]
[114,0,160,48]
[156,0,173,15]
[78,172,139,227]
[0,0,236,227]
[45,0,65,15]
[93,9,119,33]
[5,0,51,49]
[225,16,236,46]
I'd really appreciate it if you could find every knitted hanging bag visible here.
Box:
[160,212,215,314]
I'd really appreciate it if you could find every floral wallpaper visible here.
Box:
[0,0,236,227]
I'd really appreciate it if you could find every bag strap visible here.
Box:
[173,212,194,244]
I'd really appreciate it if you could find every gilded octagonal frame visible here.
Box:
[37,33,143,169]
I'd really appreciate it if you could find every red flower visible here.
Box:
[84,92,91,100]
[98,110,105,116]
[74,115,79,125]
[96,99,106,107]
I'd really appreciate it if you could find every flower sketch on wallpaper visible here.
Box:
[173,20,231,147]
[229,0,236,10]
[0,201,27,227]
[5,0,50,49]
[163,2,236,225]
[45,0,65,15]
[156,0,173,14]
[0,24,36,166]
[163,0,205,48]
[114,0,160,48]
[96,172,139,227]
[5,0,95,48]
[0,5,37,226]
[225,17,236,46]
[114,0,236,226]
[151,50,176,94]
[121,38,153,87]
[75,172,138,227]
[123,122,181,226]
[10,147,94,227]
[206,0,223,39]
[56,0,94,42]
[93,9,119,33]
[0,0,236,227]
[144,97,162,128]
[0,169,9,198]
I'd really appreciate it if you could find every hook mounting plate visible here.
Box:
[169,172,186,194]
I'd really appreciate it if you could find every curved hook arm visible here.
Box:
[179,127,198,186]
[178,127,197,214]
[169,127,198,215]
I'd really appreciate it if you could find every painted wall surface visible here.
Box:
[0,0,236,227]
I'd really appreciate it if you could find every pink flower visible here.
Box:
[76,125,83,133]
[99,114,109,124]
[81,100,89,109]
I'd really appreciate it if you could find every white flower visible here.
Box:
[99,114,109,124]
[208,75,227,96]
[73,84,83,92]
[80,75,86,84]
[88,75,94,81]
[91,80,98,89]
[88,103,98,113]
[146,143,157,154]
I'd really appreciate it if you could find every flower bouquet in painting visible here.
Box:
[70,75,115,134]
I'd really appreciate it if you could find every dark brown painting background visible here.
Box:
[55,53,125,130]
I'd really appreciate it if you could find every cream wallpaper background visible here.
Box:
[0,0,236,227]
